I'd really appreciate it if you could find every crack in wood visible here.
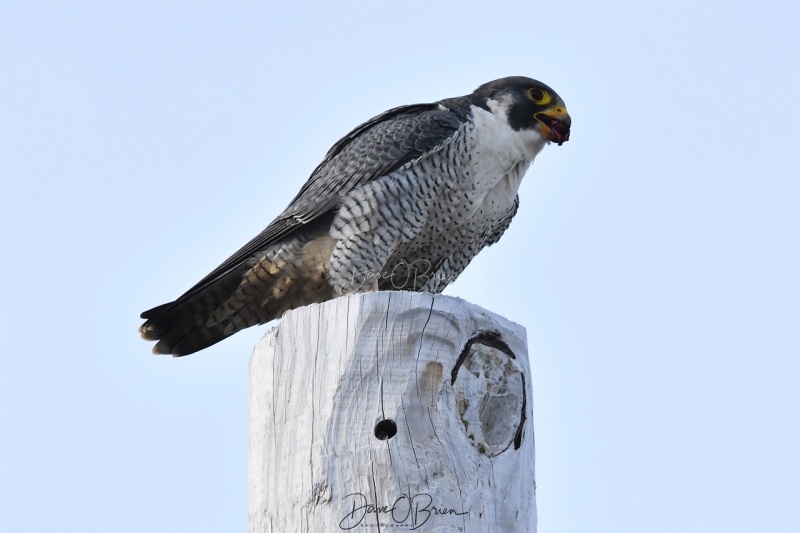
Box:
[450,330,516,387]
[249,293,535,531]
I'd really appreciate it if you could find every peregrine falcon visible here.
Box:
[140,76,570,356]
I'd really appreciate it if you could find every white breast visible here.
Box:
[461,98,548,212]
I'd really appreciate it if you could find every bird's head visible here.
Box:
[471,76,571,146]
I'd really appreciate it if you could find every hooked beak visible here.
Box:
[534,105,571,146]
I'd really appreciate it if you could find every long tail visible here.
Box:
[138,261,256,356]
[139,232,337,356]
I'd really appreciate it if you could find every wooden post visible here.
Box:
[248,292,535,532]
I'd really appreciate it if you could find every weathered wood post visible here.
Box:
[249,291,535,532]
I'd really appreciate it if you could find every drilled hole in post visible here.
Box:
[374,419,397,440]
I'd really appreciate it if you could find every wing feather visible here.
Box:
[140,101,467,320]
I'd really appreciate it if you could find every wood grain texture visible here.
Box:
[249,292,535,532]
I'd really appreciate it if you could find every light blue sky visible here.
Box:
[1,1,798,532]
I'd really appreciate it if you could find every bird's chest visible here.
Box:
[401,128,535,258]
[436,113,542,225]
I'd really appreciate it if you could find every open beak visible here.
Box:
[534,105,571,146]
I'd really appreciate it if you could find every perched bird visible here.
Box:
[140,76,570,356]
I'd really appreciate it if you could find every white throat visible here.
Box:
[477,97,548,162]
[465,99,547,199]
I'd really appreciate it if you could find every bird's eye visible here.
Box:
[526,88,551,105]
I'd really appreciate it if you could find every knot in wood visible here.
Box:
[452,334,525,457]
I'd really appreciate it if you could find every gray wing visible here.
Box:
[141,102,467,319]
